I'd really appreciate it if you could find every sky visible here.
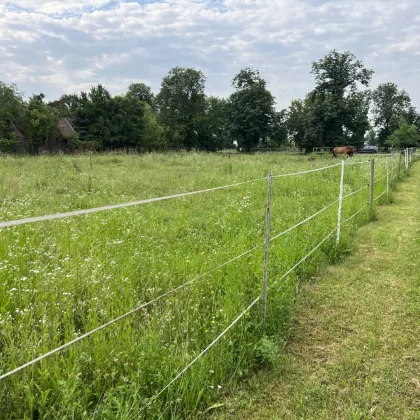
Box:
[1,0,419,109]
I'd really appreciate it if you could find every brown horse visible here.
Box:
[332,146,356,158]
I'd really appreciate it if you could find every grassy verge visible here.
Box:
[214,161,420,419]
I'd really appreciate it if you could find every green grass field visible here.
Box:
[0,152,395,418]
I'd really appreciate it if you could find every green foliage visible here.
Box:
[227,68,276,152]
[365,129,378,146]
[196,96,229,150]
[126,82,155,108]
[286,99,308,149]
[304,50,373,151]
[25,93,58,154]
[142,103,165,149]
[2,51,420,154]
[0,136,19,153]
[386,118,420,148]
[156,67,206,148]
[255,336,285,368]
[371,83,412,146]
[74,85,149,149]
[0,81,25,139]
[268,110,288,147]
[48,94,79,117]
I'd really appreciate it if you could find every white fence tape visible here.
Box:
[342,204,368,224]
[373,191,387,202]
[342,185,368,199]
[272,163,341,178]
[270,199,339,242]
[0,177,267,229]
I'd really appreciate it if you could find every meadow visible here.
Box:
[0,152,393,419]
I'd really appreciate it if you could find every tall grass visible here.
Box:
[0,152,393,418]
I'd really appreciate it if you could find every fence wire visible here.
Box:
[374,191,387,202]
[137,227,337,415]
[0,244,262,381]
[342,204,368,224]
[272,163,341,178]
[0,177,267,229]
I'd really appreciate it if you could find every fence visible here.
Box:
[0,148,417,415]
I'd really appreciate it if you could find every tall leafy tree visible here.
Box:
[371,83,411,146]
[155,67,206,149]
[107,95,145,149]
[286,99,308,148]
[386,119,420,148]
[304,50,373,151]
[365,129,378,146]
[126,83,155,108]
[142,103,165,149]
[48,94,80,117]
[0,81,25,139]
[196,96,229,151]
[266,110,288,147]
[227,68,276,152]
[74,84,114,143]
[25,94,57,154]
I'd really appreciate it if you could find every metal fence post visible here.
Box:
[370,159,375,209]
[398,151,402,176]
[336,160,345,244]
[386,157,389,199]
[406,149,409,173]
[391,155,394,186]
[262,171,272,328]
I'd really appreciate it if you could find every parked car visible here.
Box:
[357,145,378,154]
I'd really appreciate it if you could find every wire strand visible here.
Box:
[342,185,368,199]
[0,177,267,229]
[0,245,260,381]
[270,199,339,242]
[137,227,337,415]
[373,190,387,201]
[271,163,341,178]
[342,204,368,224]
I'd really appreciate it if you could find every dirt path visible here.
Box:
[216,163,420,419]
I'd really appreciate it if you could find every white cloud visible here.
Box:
[4,0,111,15]
[0,0,420,108]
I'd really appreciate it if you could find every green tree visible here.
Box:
[286,99,308,148]
[107,95,145,149]
[343,90,371,148]
[48,94,80,117]
[126,83,155,108]
[267,110,288,147]
[304,50,373,151]
[25,94,57,154]
[195,96,229,151]
[155,67,206,149]
[74,84,114,144]
[371,83,411,147]
[227,68,276,152]
[142,103,165,149]
[365,129,377,146]
[386,119,420,148]
[0,81,25,139]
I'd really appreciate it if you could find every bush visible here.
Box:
[0,136,19,153]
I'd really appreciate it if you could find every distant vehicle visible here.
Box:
[357,145,378,154]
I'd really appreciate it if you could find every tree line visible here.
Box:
[1,50,419,154]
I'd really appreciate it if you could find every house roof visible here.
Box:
[57,118,76,138]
